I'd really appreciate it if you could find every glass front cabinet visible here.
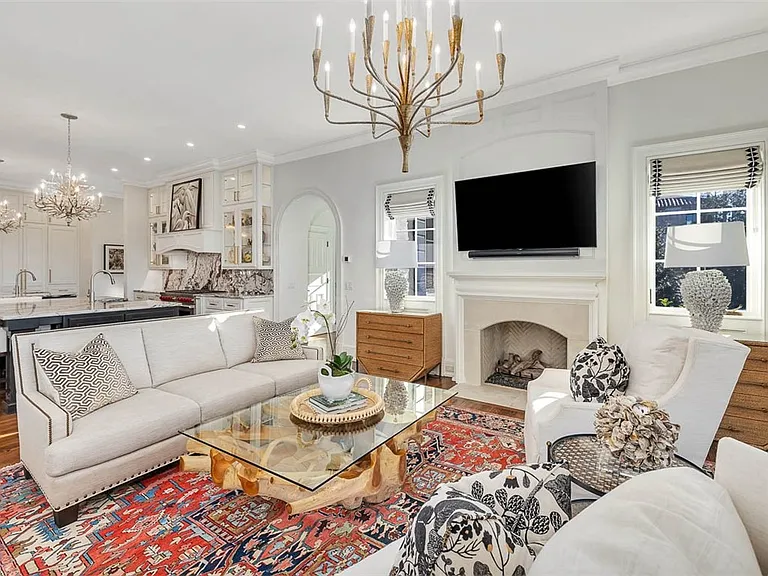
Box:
[220,162,273,269]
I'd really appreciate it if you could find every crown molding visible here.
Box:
[611,27,768,86]
[139,149,276,188]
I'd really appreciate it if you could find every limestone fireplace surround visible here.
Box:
[452,274,604,386]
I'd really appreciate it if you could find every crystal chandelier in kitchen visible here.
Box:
[312,0,506,172]
[0,200,22,234]
[34,113,105,225]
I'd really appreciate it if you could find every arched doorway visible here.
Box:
[276,193,341,321]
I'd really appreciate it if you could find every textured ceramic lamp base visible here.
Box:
[680,269,732,333]
[385,269,409,313]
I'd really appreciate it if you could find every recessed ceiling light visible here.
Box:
[237,124,246,130]
[186,142,195,148]
[110,167,119,172]
[143,157,152,162]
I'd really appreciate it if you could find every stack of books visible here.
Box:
[309,392,369,414]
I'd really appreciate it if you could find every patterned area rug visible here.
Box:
[0,405,525,576]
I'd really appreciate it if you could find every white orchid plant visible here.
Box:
[292,300,355,377]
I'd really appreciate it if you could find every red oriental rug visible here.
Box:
[0,404,525,576]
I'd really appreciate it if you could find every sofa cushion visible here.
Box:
[160,369,275,421]
[529,468,762,576]
[29,324,152,389]
[33,333,138,420]
[44,388,200,477]
[215,312,258,367]
[622,323,688,400]
[141,315,228,386]
[233,359,322,396]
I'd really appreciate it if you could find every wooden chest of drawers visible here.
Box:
[716,340,768,450]
[356,311,442,382]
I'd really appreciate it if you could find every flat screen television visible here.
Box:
[454,162,597,253]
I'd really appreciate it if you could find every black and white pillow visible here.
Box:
[570,336,630,402]
[33,333,138,420]
[390,463,571,576]
[252,317,306,363]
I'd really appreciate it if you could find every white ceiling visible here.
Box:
[1,1,767,196]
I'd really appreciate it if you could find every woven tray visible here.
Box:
[290,385,384,426]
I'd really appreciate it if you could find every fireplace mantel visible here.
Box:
[451,273,606,385]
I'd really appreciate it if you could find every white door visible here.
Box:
[22,223,47,292]
[0,195,23,294]
[48,226,79,287]
[307,225,334,310]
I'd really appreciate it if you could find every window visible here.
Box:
[376,178,442,311]
[653,189,749,310]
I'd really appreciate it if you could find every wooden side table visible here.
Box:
[716,340,768,450]
[356,310,442,383]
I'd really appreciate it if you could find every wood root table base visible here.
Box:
[180,412,435,515]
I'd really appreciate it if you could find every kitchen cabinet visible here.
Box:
[48,225,79,288]
[0,195,23,295]
[197,295,273,319]
[22,223,47,292]
[220,163,273,269]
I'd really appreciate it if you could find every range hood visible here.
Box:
[156,229,221,255]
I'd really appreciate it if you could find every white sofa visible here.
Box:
[525,324,749,467]
[340,438,768,576]
[12,311,323,526]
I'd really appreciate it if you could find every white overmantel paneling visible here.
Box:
[452,273,604,385]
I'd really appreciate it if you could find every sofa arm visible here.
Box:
[16,387,71,480]
[715,437,768,573]
[303,345,324,361]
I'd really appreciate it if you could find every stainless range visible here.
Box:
[158,290,227,314]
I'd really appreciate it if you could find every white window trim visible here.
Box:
[375,176,445,313]
[632,129,767,338]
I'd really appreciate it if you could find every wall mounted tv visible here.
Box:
[454,161,597,257]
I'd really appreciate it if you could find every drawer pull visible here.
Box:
[366,349,412,359]
[365,321,413,328]
[367,335,413,344]
[376,366,400,374]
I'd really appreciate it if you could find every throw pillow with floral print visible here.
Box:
[390,463,571,576]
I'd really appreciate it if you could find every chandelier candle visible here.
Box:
[312,1,506,172]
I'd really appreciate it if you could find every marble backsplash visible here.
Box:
[163,253,273,295]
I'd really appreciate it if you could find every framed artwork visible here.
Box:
[169,178,202,231]
[103,244,125,273]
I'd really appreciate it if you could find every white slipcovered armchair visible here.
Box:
[524,323,749,467]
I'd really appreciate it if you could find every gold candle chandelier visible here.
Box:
[312,0,506,173]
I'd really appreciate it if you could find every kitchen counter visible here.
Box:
[0,300,189,414]
[0,298,181,322]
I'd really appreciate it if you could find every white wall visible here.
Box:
[607,51,768,343]
[275,83,608,370]
[123,184,149,297]
[79,196,125,298]
[277,195,336,319]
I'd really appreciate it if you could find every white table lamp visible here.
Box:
[664,221,749,332]
[376,240,418,313]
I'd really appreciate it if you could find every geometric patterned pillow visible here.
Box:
[569,336,630,403]
[252,317,306,363]
[32,333,137,420]
[390,463,571,576]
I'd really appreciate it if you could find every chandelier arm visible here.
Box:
[313,79,401,127]
[411,52,463,103]
[382,57,404,97]
[413,81,504,127]
[346,80,399,110]
[362,51,402,104]
[371,127,398,140]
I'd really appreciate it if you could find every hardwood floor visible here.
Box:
[0,375,524,470]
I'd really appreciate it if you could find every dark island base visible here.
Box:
[2,305,190,414]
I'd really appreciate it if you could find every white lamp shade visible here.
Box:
[375,240,418,269]
[664,221,749,268]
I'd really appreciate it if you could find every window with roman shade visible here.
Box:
[648,144,764,315]
[384,188,436,220]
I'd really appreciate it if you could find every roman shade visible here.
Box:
[384,188,435,219]
[650,146,763,196]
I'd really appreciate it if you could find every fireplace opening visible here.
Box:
[481,321,567,390]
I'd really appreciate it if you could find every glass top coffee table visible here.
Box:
[180,376,456,514]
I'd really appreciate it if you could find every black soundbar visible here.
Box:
[467,248,580,258]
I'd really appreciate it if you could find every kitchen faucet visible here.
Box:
[90,270,116,306]
[14,269,37,296]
